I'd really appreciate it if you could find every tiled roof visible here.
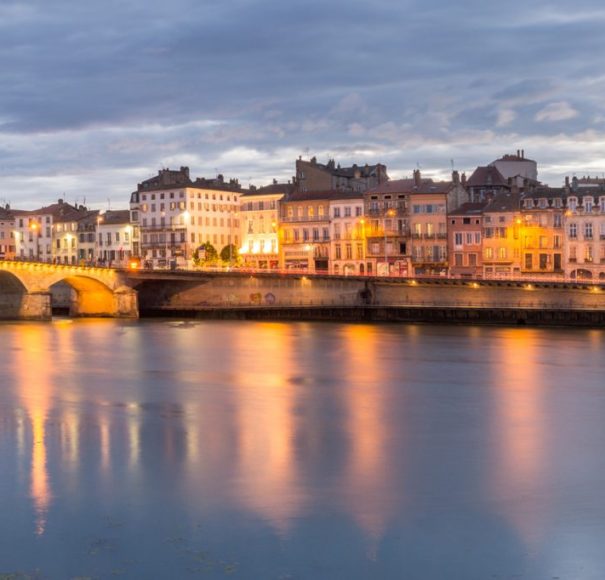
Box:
[484,191,521,213]
[99,210,129,225]
[466,166,508,188]
[284,190,360,202]
[448,202,488,216]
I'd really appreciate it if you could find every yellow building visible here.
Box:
[518,188,566,278]
[481,192,522,278]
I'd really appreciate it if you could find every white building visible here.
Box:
[96,210,136,267]
[132,167,242,268]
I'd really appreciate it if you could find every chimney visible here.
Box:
[516,149,520,157]
[452,170,460,185]
[180,166,190,178]
[521,149,525,159]
[565,176,570,188]
[461,172,467,187]
[413,169,421,187]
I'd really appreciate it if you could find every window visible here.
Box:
[568,197,577,211]
[585,222,593,239]
[344,207,351,217]
[334,207,341,218]
[584,197,593,213]
[569,223,577,239]
[454,233,463,246]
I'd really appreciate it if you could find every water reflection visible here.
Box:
[339,325,397,549]
[13,325,53,536]
[230,323,309,535]
[1,321,605,579]
[489,329,549,548]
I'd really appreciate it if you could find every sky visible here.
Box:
[2,0,605,209]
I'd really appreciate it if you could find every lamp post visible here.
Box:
[359,218,366,275]
[304,243,314,272]
[182,210,190,268]
[384,208,396,275]
[30,221,40,262]
[96,214,103,265]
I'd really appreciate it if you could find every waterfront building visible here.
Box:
[295,156,389,193]
[562,185,605,280]
[0,207,15,260]
[519,187,567,278]
[481,191,522,278]
[52,205,95,265]
[239,183,287,270]
[329,193,367,275]
[448,203,487,278]
[96,210,135,267]
[364,179,412,276]
[132,167,242,268]
[279,191,337,272]
[408,171,469,277]
[76,210,100,265]
[12,200,87,264]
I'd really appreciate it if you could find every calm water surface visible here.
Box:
[1,319,605,579]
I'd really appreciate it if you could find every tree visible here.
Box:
[220,244,239,264]
[193,242,218,266]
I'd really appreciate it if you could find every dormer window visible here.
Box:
[584,197,593,212]
[524,199,533,209]
[554,198,562,209]
[568,197,577,211]
[538,198,547,209]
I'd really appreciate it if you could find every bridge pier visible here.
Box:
[0,291,52,321]
[69,286,139,318]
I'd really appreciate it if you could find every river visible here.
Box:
[0,319,604,579]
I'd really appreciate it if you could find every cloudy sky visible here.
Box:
[2,0,605,208]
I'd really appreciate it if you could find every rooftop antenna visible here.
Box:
[450,159,455,171]
[107,198,111,210]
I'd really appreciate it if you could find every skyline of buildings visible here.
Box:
[1,150,605,281]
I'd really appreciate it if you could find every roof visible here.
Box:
[367,178,417,195]
[283,190,360,202]
[522,187,568,200]
[483,191,521,213]
[99,210,129,225]
[448,202,488,216]
[466,166,508,188]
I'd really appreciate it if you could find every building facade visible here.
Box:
[239,187,284,270]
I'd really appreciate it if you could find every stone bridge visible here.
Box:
[2,261,605,325]
[0,261,138,320]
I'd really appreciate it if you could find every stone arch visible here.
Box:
[47,273,137,317]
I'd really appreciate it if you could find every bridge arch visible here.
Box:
[0,261,138,319]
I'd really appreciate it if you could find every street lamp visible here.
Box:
[359,218,366,275]
[304,243,314,272]
[384,208,396,275]
[29,221,40,262]
[182,210,190,267]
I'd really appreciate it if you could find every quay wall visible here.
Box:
[133,273,605,326]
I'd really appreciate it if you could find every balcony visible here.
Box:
[281,215,329,224]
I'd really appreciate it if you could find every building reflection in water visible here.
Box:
[489,329,549,548]
[14,325,54,536]
[230,323,309,536]
[338,324,398,553]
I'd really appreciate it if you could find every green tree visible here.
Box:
[194,242,218,265]
[220,244,239,264]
